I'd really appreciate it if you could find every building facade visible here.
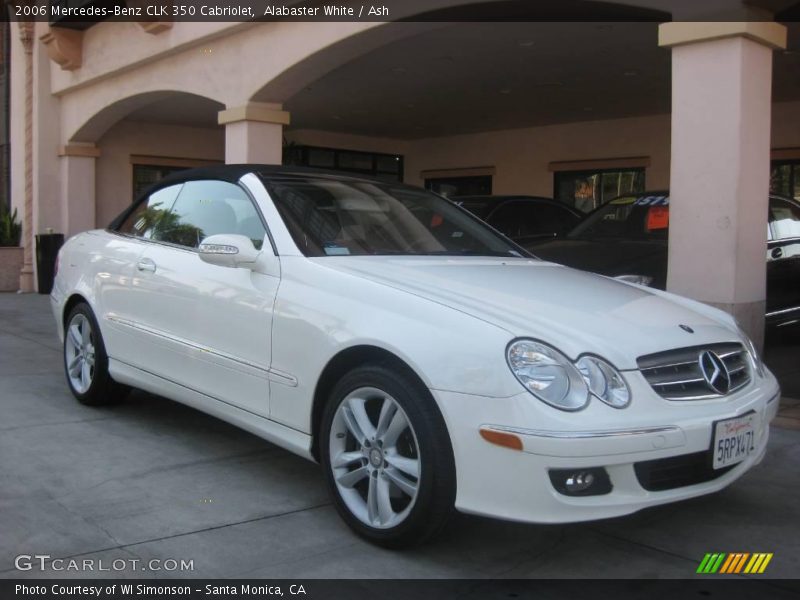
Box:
[5,0,800,344]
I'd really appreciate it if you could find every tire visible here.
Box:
[320,363,456,548]
[63,303,128,406]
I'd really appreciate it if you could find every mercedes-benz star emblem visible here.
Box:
[698,350,731,394]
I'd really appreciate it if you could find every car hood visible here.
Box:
[312,256,741,370]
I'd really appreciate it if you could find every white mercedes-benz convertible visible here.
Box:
[51,166,780,547]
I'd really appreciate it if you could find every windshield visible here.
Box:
[569,194,670,240]
[261,176,526,258]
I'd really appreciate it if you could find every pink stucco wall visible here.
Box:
[91,101,800,228]
[95,121,225,226]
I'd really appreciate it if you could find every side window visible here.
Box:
[769,198,800,241]
[487,202,529,238]
[117,184,182,238]
[488,202,570,238]
[535,204,581,235]
[152,180,267,250]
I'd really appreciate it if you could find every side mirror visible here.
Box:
[198,234,261,269]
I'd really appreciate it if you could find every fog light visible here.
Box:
[566,471,594,492]
[549,467,612,496]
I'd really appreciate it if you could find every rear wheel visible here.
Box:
[320,364,455,547]
[63,303,127,406]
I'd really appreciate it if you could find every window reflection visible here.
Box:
[554,168,645,213]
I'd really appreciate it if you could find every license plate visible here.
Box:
[712,414,757,470]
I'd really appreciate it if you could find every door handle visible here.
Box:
[137,258,156,273]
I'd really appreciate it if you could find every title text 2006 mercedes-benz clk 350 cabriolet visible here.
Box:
[52,166,780,547]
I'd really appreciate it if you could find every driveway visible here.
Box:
[1,293,799,581]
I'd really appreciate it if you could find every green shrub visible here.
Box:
[0,205,22,247]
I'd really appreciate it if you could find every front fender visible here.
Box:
[268,257,520,433]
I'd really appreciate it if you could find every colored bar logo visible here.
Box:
[697,553,773,574]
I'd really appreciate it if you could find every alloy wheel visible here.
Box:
[329,387,421,529]
[65,313,95,394]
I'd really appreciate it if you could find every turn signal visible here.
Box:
[479,428,523,451]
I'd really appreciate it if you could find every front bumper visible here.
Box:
[433,369,780,524]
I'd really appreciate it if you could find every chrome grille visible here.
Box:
[637,343,751,400]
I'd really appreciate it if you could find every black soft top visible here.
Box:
[109,164,418,231]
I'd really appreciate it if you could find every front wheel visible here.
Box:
[320,364,456,547]
[63,303,128,406]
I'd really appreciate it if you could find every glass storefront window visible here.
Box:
[307,148,335,169]
[337,151,374,171]
[375,154,401,175]
[554,168,645,213]
[132,164,190,201]
[770,161,800,201]
[283,145,404,182]
[424,175,492,198]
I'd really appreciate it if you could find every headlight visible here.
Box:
[732,318,765,379]
[506,340,589,411]
[575,355,631,408]
[614,274,653,287]
[742,334,765,378]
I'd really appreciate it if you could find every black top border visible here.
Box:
[3,0,799,24]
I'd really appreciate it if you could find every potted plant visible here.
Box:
[0,205,23,292]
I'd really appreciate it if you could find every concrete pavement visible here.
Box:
[0,293,798,581]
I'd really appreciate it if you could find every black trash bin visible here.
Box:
[36,233,64,294]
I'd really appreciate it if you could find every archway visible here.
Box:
[62,91,225,231]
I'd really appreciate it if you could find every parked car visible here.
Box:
[52,167,780,547]
[454,195,583,244]
[531,192,800,329]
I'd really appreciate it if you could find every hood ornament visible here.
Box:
[679,324,694,333]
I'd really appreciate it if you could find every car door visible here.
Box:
[101,183,184,368]
[766,196,800,320]
[127,179,278,418]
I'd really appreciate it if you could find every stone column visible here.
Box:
[18,21,35,292]
[659,22,787,348]
[218,102,290,164]
[58,144,100,236]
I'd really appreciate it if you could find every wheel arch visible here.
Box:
[310,344,438,462]
[62,293,91,332]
